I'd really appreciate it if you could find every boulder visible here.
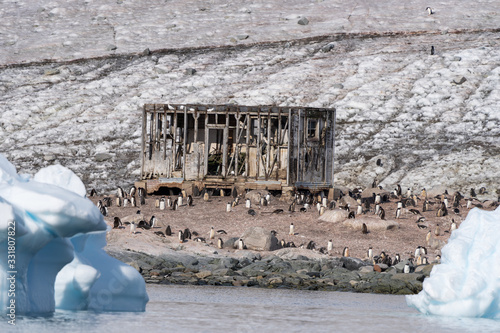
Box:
[121,213,145,223]
[245,189,270,205]
[318,209,349,223]
[340,256,368,271]
[241,227,279,251]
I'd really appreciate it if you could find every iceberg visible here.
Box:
[0,154,148,316]
[406,206,500,318]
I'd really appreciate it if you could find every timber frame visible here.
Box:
[138,104,336,197]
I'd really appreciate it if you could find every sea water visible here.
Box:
[4,285,500,333]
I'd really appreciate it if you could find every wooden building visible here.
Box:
[138,104,336,197]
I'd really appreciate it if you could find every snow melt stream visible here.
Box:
[0,154,148,316]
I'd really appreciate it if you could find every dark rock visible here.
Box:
[185,68,197,75]
[452,76,467,85]
[95,153,112,162]
[298,17,309,25]
[340,256,369,271]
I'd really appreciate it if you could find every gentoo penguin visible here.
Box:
[306,240,315,250]
[357,204,363,215]
[450,220,457,232]
[123,198,129,207]
[319,205,326,216]
[289,201,295,212]
[409,209,421,215]
[130,186,136,197]
[375,203,380,215]
[327,240,333,252]
[246,198,252,209]
[217,238,224,249]
[379,207,386,220]
[226,202,232,212]
[416,216,425,224]
[375,194,381,204]
[167,196,172,207]
[204,192,210,201]
[178,230,185,243]
[396,184,402,197]
[177,194,183,206]
[426,230,432,245]
[155,198,160,208]
[159,198,165,210]
[166,225,172,236]
[342,247,349,257]
[140,194,146,205]
[404,262,411,274]
[393,254,401,265]
[194,237,206,243]
[422,257,429,265]
[172,200,178,211]
[414,246,422,259]
[280,239,286,248]
[116,197,122,207]
[422,200,429,212]
[217,229,227,235]
[322,197,328,207]
[362,223,368,234]
[149,216,157,228]
[467,199,472,209]
[248,209,256,216]
[289,222,295,236]
[183,228,191,240]
[406,188,412,198]
[434,224,441,236]
[431,45,435,55]
[220,189,225,197]
[348,211,355,219]
[443,197,449,208]
[397,201,403,209]
[117,186,125,198]
[470,188,477,198]
[426,6,434,15]
[187,195,193,206]
[421,188,427,199]
[89,188,97,197]
[238,238,244,250]
[130,196,136,207]
[367,247,373,260]
[260,196,267,207]
[209,227,215,239]
[395,207,402,219]
[130,222,137,234]
[113,217,122,229]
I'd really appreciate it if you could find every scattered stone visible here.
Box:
[43,154,56,161]
[321,43,335,52]
[185,68,197,75]
[106,44,117,51]
[95,153,112,162]
[333,83,344,89]
[44,68,60,76]
[318,209,349,223]
[298,17,309,25]
[452,56,462,61]
[452,76,467,85]
[359,265,374,274]
[236,34,249,40]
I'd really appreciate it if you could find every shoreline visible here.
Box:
[107,247,427,295]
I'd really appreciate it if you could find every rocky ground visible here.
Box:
[94,187,498,294]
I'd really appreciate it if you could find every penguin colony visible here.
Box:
[91,183,499,270]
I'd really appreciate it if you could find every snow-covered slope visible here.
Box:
[1,0,499,196]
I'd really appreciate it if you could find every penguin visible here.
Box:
[116,197,122,207]
[397,201,403,209]
[183,228,191,240]
[396,184,402,197]
[155,198,160,208]
[204,192,210,201]
[375,194,381,204]
[395,207,402,219]
[430,45,435,55]
[140,194,146,205]
[166,225,172,236]
[416,216,425,224]
[138,187,145,198]
[217,229,227,235]
[260,197,268,207]
[450,220,457,232]
[217,238,224,249]
[327,240,333,252]
[131,196,136,207]
[467,199,472,209]
[248,209,256,216]
[422,257,429,265]
[226,202,232,212]
[89,188,97,197]
[130,186,136,197]
[194,237,206,243]
[117,186,125,198]
[367,247,373,260]
[300,207,307,213]
[426,6,434,15]
[149,216,157,228]
[322,197,328,207]
[187,195,193,206]
[393,254,400,265]
[167,197,172,207]
[177,194,183,207]
[113,217,122,229]
[434,224,441,236]
[246,198,252,209]
[289,222,295,236]
[172,200,178,211]
[404,262,410,274]
[289,201,295,212]
[209,227,215,239]
[420,246,427,256]
[374,203,380,215]
[220,189,225,197]
[138,220,150,230]
[280,239,286,248]
[409,209,421,215]
[154,231,165,237]
[328,201,336,210]
[426,230,432,245]
[306,240,315,250]
[238,238,244,250]
[414,246,422,259]
[470,188,477,198]
[342,247,350,257]
[159,198,165,210]
[103,197,112,207]
[348,211,355,219]
[421,188,427,199]
[123,198,129,207]
[178,230,185,243]
[319,206,326,216]
[362,223,368,234]
[130,222,137,234]
[422,200,429,212]
[357,204,363,215]
[379,207,386,220]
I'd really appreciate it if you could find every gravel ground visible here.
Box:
[92,189,498,263]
